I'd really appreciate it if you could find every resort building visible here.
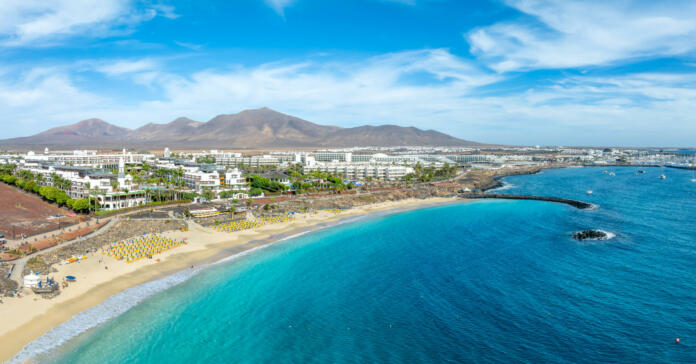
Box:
[24,149,155,168]
[302,163,414,180]
[94,191,147,210]
[16,157,147,210]
[314,152,353,163]
[183,166,249,193]
[225,168,249,190]
[219,154,285,168]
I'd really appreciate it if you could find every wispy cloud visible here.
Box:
[95,59,158,76]
[264,0,296,16]
[0,0,177,46]
[467,0,696,72]
[174,41,203,51]
[150,4,179,19]
[2,49,695,146]
[0,67,105,136]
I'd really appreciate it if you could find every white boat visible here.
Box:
[609,172,615,176]
[660,173,666,180]
[586,190,593,195]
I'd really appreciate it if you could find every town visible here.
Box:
[1,145,691,215]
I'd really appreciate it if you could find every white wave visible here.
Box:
[10,206,428,363]
[209,242,278,267]
[489,180,514,192]
[597,230,616,240]
[9,243,280,364]
[9,268,197,363]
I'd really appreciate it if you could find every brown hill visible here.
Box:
[134,117,204,141]
[1,118,131,148]
[0,108,482,149]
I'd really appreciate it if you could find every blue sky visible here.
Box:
[1,0,695,146]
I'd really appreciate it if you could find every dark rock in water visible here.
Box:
[573,230,608,241]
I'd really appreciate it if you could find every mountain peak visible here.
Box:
[75,118,107,125]
[38,118,131,138]
[0,109,483,149]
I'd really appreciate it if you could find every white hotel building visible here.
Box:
[25,149,155,168]
[302,163,414,181]
[18,157,146,210]
[157,158,248,195]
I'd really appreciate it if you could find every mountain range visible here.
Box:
[0,108,482,150]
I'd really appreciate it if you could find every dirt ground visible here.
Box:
[0,184,81,238]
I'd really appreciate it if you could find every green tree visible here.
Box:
[201,187,215,202]
[71,199,91,212]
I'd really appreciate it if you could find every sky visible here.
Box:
[1,0,695,147]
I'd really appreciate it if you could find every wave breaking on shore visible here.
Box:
[489,180,515,192]
[8,198,458,363]
[8,242,279,364]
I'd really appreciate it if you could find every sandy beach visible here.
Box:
[0,197,457,362]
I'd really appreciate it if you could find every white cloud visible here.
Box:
[264,0,295,16]
[174,41,203,51]
[111,50,696,146]
[95,59,157,76]
[2,50,696,146]
[0,67,107,136]
[467,0,696,72]
[135,49,498,128]
[150,4,179,19]
[0,0,176,46]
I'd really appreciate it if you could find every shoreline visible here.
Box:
[481,166,546,192]
[0,196,459,362]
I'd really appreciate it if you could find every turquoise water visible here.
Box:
[32,167,696,363]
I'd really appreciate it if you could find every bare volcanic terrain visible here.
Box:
[0,108,482,149]
[0,183,81,238]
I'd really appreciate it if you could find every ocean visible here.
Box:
[27,167,696,363]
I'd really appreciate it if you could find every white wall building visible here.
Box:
[16,157,147,211]
[183,167,249,193]
[225,169,248,191]
[303,163,414,180]
[24,149,155,168]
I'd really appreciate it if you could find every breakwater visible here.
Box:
[459,193,595,210]
[665,165,696,171]
[480,167,544,192]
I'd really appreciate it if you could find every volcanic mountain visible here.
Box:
[0,108,482,149]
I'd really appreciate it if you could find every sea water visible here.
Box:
[29,167,696,363]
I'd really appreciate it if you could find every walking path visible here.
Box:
[9,218,121,286]
[3,203,189,249]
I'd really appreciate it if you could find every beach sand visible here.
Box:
[0,197,457,362]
